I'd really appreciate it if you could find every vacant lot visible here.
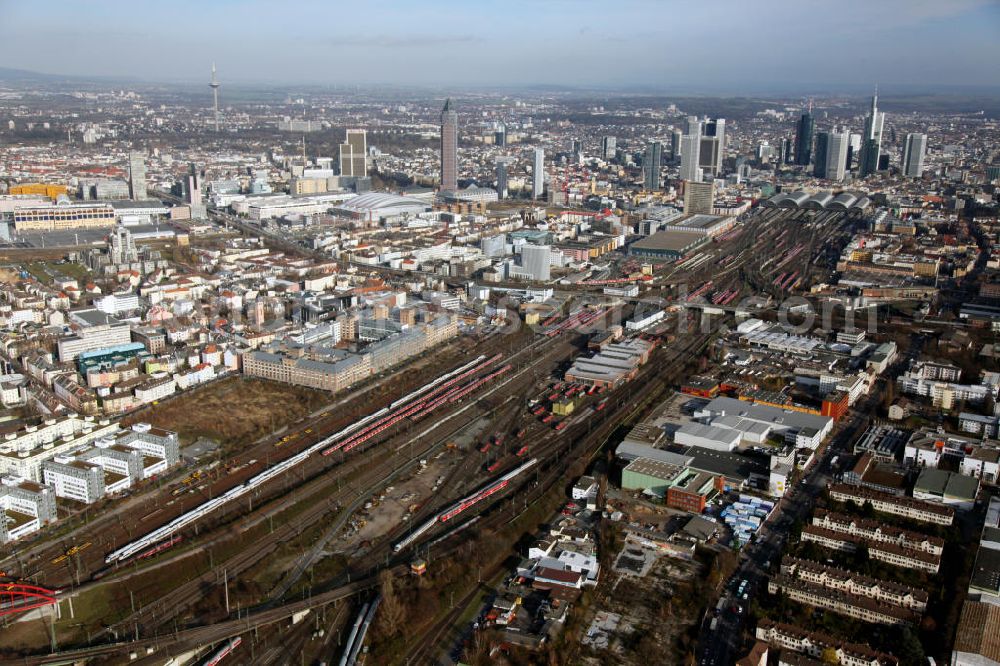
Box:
[124,377,331,448]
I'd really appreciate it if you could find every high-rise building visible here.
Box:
[680,117,703,183]
[826,131,850,181]
[572,139,583,164]
[814,131,849,181]
[128,150,147,201]
[699,118,726,177]
[858,91,885,178]
[339,129,367,177]
[643,141,663,190]
[902,133,927,178]
[532,148,545,199]
[495,159,509,199]
[683,181,714,215]
[779,138,791,165]
[440,99,458,191]
[521,244,551,281]
[794,111,814,166]
[670,129,683,161]
[185,163,205,218]
[109,225,138,265]
[680,134,702,183]
[494,123,507,147]
[813,132,829,179]
[601,136,617,160]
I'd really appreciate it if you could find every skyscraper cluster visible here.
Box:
[788,91,906,180]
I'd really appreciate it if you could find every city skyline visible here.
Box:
[0,0,998,91]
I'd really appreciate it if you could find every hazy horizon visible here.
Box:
[1,0,998,92]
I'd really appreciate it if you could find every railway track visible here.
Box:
[388,331,716,663]
[12,578,379,666]
[81,334,572,642]
[10,309,711,663]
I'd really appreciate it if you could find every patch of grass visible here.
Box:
[123,377,332,448]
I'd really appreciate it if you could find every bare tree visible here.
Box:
[377,570,404,638]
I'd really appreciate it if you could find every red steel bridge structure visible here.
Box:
[0,583,58,617]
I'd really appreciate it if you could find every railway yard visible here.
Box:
[0,207,873,664]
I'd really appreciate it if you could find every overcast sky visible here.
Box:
[1,0,998,91]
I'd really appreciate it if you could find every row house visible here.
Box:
[756,620,898,666]
[813,509,944,555]
[780,557,928,612]
[801,525,941,574]
[828,483,955,525]
[767,575,920,626]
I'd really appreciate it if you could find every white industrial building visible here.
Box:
[626,309,665,331]
[694,397,833,449]
[673,423,741,452]
[710,415,772,444]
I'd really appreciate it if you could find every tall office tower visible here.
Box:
[187,174,201,206]
[601,136,617,160]
[684,115,701,135]
[209,63,221,132]
[794,111,814,166]
[698,118,726,177]
[858,90,885,177]
[902,133,927,178]
[339,129,367,177]
[814,131,849,181]
[128,149,147,201]
[532,148,545,199]
[495,159,509,199]
[813,132,830,179]
[572,139,583,164]
[683,181,715,215]
[494,123,507,147]
[643,141,663,190]
[521,244,551,281]
[187,174,205,218]
[670,129,682,161]
[440,99,458,191]
[826,131,850,181]
[779,138,791,165]
[680,133,702,183]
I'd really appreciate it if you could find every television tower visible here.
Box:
[209,63,221,131]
